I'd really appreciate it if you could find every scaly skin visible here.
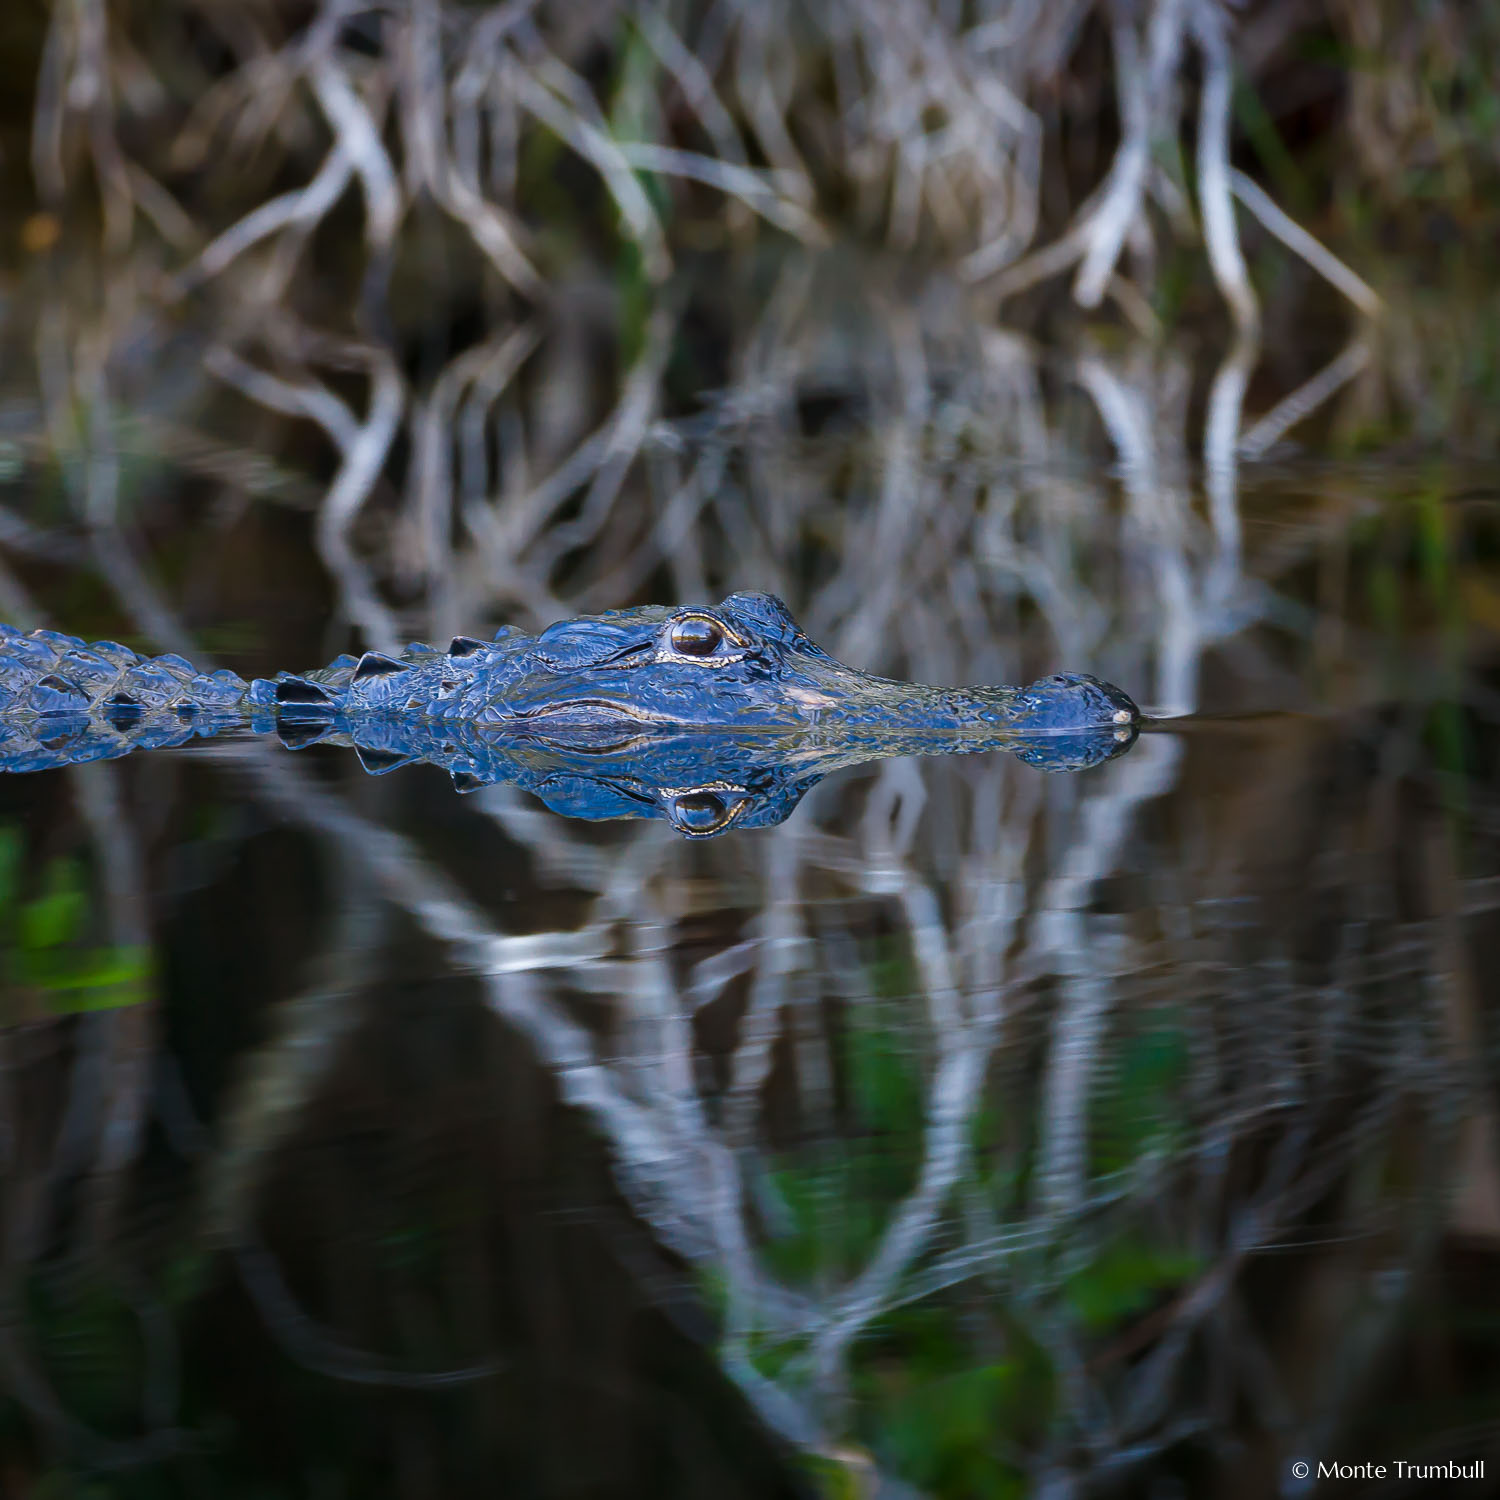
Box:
[0,594,1140,832]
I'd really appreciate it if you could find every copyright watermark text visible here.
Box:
[1290,1459,1485,1482]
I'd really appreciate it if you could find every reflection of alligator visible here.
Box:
[0,593,1139,834]
[296,718,1139,835]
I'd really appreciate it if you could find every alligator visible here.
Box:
[0,592,1140,835]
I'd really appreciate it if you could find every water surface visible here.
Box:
[3,439,1497,1499]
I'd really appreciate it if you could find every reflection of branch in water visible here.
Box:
[404,323,540,635]
[1033,734,1183,1218]
[234,1236,503,1389]
[61,763,154,1250]
[206,335,405,654]
[0,1317,188,1473]
[811,872,1006,1409]
[207,865,386,1240]
[1075,351,1201,716]
[1203,331,1258,607]
[1239,339,1374,460]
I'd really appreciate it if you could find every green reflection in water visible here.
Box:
[0,830,151,1022]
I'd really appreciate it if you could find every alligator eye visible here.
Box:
[670,616,725,657]
[666,791,735,836]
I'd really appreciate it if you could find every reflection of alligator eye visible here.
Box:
[670,617,725,656]
[667,791,732,834]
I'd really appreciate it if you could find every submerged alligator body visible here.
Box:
[0,593,1140,834]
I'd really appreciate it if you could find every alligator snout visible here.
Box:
[1015,673,1140,731]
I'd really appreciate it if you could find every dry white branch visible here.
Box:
[731,3,816,209]
[406,324,540,633]
[634,4,748,167]
[614,144,830,245]
[309,54,402,253]
[1203,332,1258,598]
[509,60,671,281]
[1193,7,1258,334]
[124,164,199,251]
[481,299,677,568]
[968,0,1188,308]
[432,167,545,296]
[1073,3,1184,309]
[207,340,405,650]
[183,143,355,288]
[1229,169,1383,319]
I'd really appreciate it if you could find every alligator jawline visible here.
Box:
[509,698,678,726]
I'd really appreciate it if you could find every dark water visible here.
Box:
[2,432,1499,1500]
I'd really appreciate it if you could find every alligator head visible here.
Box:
[0,598,1142,835]
[444,591,1140,735]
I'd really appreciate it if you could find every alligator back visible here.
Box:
[0,625,247,715]
[0,625,250,772]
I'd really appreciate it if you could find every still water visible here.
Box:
[1,418,1498,1498]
